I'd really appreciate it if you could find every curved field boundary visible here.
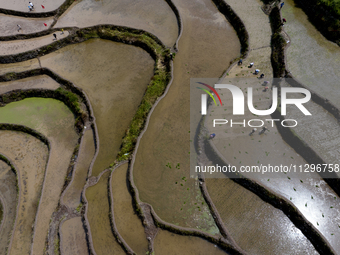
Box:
[0,89,85,254]
[0,88,86,132]
[163,0,183,51]
[108,161,135,255]
[0,130,50,255]
[203,136,336,255]
[0,25,167,62]
[195,2,336,254]
[0,0,73,19]
[126,58,246,253]
[212,0,250,80]
[0,24,171,253]
[82,168,129,255]
[148,203,245,254]
[0,196,5,234]
[0,154,18,253]
[0,153,20,255]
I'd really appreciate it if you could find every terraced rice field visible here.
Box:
[0,0,339,254]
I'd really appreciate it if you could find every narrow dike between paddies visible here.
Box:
[0,157,18,255]
[0,131,48,255]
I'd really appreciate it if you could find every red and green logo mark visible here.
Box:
[196,82,223,106]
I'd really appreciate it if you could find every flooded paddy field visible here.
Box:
[0,131,48,255]
[110,163,148,254]
[282,0,340,109]
[0,75,60,94]
[133,0,240,234]
[85,170,125,255]
[63,128,95,209]
[0,160,17,255]
[154,229,230,255]
[206,178,319,255]
[0,14,53,36]
[60,217,88,255]
[0,98,78,255]
[0,59,40,75]
[40,39,155,176]
[55,0,178,47]
[0,31,69,55]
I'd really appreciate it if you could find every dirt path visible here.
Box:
[54,0,179,47]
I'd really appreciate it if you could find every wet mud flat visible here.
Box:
[154,229,230,255]
[133,0,240,234]
[206,178,319,255]
[40,39,155,176]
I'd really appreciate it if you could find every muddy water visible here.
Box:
[0,98,78,255]
[0,31,69,55]
[110,163,148,254]
[85,171,125,255]
[133,0,240,234]
[154,229,230,255]
[282,0,340,109]
[0,75,60,94]
[55,0,178,47]
[40,39,154,176]
[63,128,95,209]
[60,217,89,255]
[0,160,17,255]
[0,14,53,36]
[206,178,319,255]
[0,131,48,255]
[0,0,64,13]
[0,59,40,75]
